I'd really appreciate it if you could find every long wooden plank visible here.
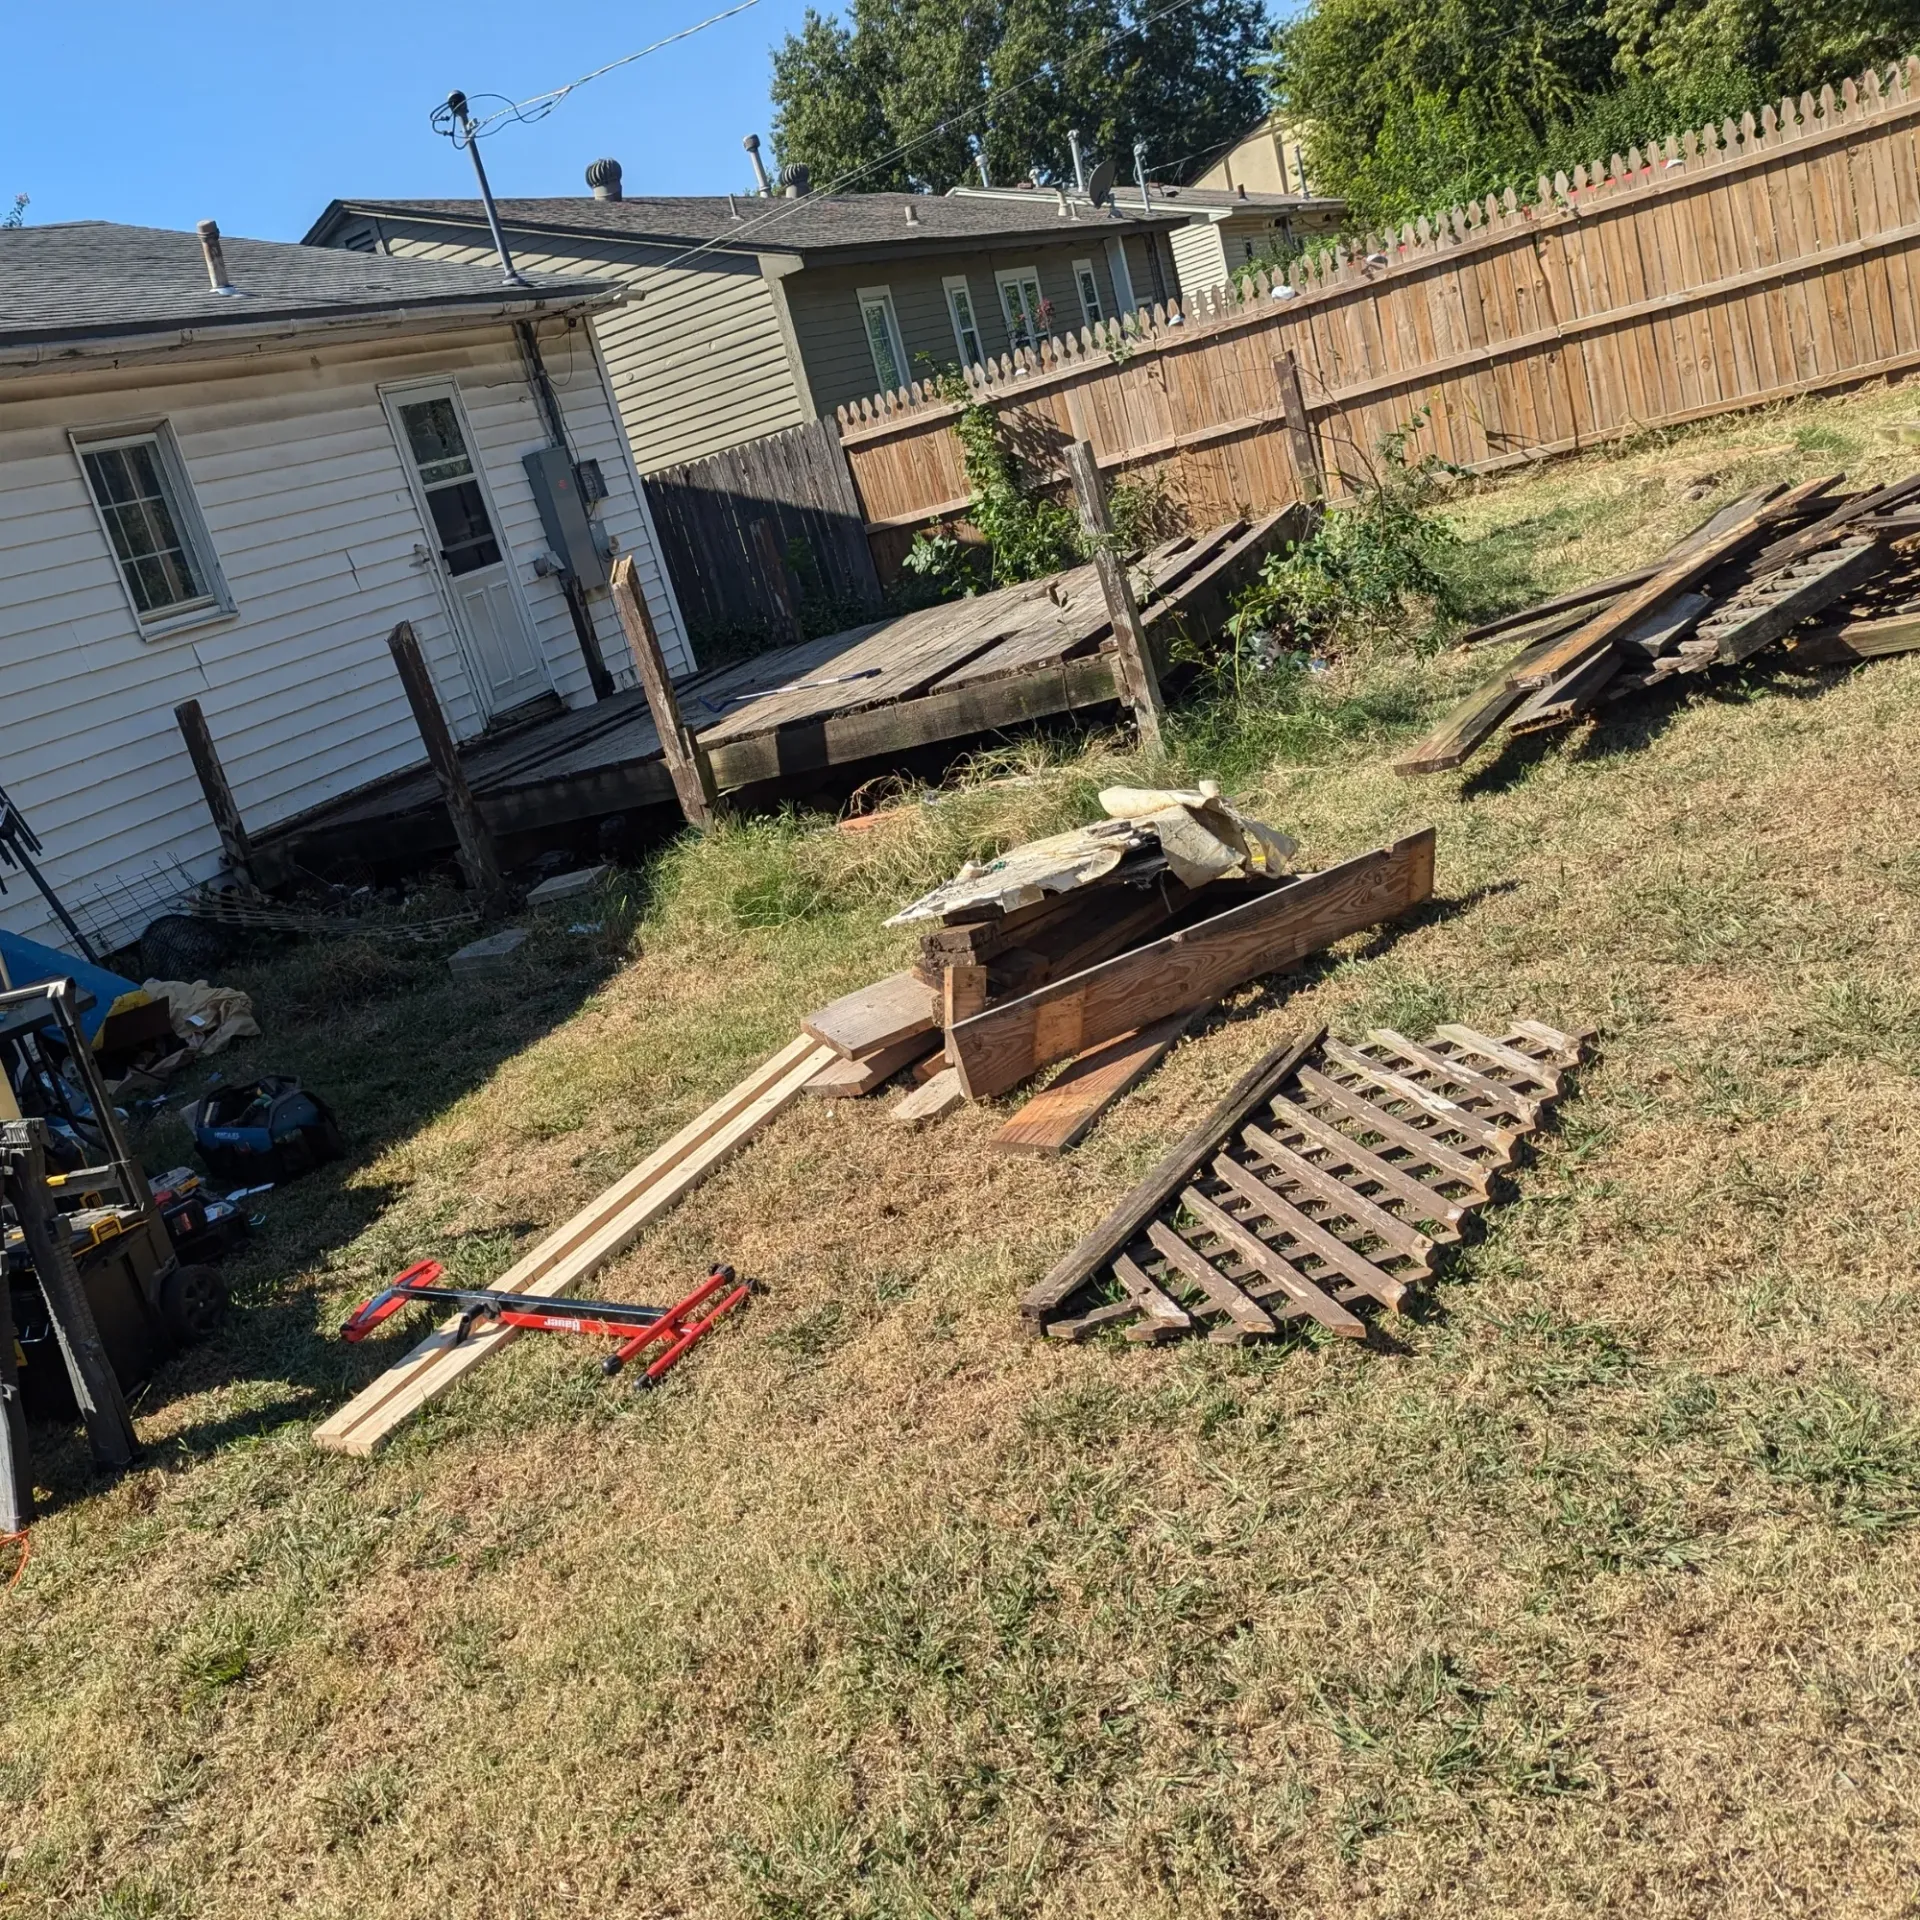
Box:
[1702,536,1891,664]
[805,1030,942,1097]
[1391,631,1570,774]
[1145,1220,1277,1338]
[953,832,1434,1100]
[991,1010,1200,1156]
[803,971,940,1059]
[1019,1027,1326,1327]
[1294,1065,1494,1194]
[1320,1040,1522,1159]
[1209,1154,1407,1309]
[1176,1184,1366,1335]
[1258,1097,1472,1236]
[313,1038,833,1455]
[1238,1121,1439,1265]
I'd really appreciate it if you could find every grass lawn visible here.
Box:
[9,386,1920,1919]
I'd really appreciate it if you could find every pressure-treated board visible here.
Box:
[951,831,1435,1100]
[805,1030,942,1097]
[991,1009,1202,1156]
[313,1036,834,1456]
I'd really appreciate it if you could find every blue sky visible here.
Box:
[6,0,819,240]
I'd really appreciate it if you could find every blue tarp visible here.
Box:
[0,929,140,1039]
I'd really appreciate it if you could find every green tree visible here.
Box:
[770,0,1270,193]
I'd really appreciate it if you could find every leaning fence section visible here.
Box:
[835,58,1920,544]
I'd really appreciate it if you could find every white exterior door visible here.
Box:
[386,387,549,719]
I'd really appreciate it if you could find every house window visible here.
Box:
[1072,257,1103,326]
[396,396,502,576]
[996,268,1047,350]
[74,426,224,626]
[943,275,984,368]
[858,286,906,392]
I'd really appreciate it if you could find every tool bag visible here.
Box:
[187,1077,344,1183]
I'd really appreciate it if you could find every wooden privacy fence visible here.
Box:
[643,416,882,645]
[837,58,1920,549]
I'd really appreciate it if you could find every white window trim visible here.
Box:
[69,420,234,641]
[1105,235,1137,320]
[942,274,984,369]
[1071,256,1104,327]
[994,266,1046,348]
[857,285,907,392]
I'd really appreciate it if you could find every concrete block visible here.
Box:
[526,865,610,907]
[448,927,530,980]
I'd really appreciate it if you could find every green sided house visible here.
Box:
[304,176,1192,473]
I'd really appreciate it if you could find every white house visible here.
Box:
[0,219,691,952]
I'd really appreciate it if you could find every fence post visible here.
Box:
[610,556,719,832]
[1274,352,1326,502]
[384,622,512,919]
[750,517,805,645]
[1064,439,1167,755]
[173,699,256,886]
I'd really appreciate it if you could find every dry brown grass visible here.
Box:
[10,387,1920,1919]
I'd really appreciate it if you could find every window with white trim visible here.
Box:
[943,275,984,368]
[858,286,907,392]
[1072,257,1103,326]
[73,425,225,628]
[996,268,1047,350]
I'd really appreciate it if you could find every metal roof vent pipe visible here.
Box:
[585,158,623,200]
[1068,129,1087,194]
[196,219,239,295]
[780,162,811,197]
[743,133,772,195]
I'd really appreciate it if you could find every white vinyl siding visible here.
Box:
[1168,221,1232,305]
[858,286,906,391]
[943,275,984,368]
[0,322,689,952]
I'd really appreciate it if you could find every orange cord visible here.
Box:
[1,1529,28,1590]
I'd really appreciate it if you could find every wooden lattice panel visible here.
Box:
[1040,1019,1591,1344]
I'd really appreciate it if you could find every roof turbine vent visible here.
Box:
[585,158,624,201]
[780,162,812,197]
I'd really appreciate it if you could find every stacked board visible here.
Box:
[1023,1018,1591,1343]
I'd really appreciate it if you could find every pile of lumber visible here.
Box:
[801,824,1438,1152]
[1397,471,1920,775]
[1020,1017,1591,1343]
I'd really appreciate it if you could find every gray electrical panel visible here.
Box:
[522,446,609,591]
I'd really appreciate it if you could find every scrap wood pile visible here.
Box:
[1397,469,1920,775]
[1021,1016,1592,1343]
[799,783,1438,1153]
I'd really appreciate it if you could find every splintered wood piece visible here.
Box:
[1699,536,1891,665]
[1505,643,1624,734]
[1176,1184,1366,1334]
[1114,1252,1192,1341]
[1145,1220,1277,1339]
[1209,1155,1407,1309]
[891,1067,966,1127]
[1362,1029,1544,1124]
[805,1030,942,1097]
[1506,1019,1593,1068]
[1294,1067,1494,1195]
[1430,1024,1564,1093]
[1239,1122,1438,1266]
[992,1009,1199,1157]
[804,971,939,1059]
[1261,1096,1472,1234]
[1045,1299,1142,1340]
[1019,1027,1326,1327]
[1320,1040,1522,1160]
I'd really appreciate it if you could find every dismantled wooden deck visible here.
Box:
[256,517,1297,878]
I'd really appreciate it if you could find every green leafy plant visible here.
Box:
[953,398,1082,587]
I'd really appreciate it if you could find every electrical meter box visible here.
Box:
[522,446,609,591]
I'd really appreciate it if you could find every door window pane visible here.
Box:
[80,438,211,616]
[399,397,475,486]
[426,479,502,575]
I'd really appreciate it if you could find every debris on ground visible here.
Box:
[1398,471,1920,774]
[447,927,530,980]
[1021,1017,1592,1343]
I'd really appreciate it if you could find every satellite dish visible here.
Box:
[1086,158,1116,208]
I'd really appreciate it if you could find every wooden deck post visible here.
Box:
[173,698,255,885]
[750,517,805,645]
[609,556,719,831]
[1064,439,1166,755]
[384,622,513,919]
[1273,352,1326,502]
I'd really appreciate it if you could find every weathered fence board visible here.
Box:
[643,417,882,648]
[834,61,1920,549]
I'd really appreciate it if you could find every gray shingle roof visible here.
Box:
[313,191,1186,256]
[0,222,613,350]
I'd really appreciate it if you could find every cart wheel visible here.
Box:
[160,1264,228,1345]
